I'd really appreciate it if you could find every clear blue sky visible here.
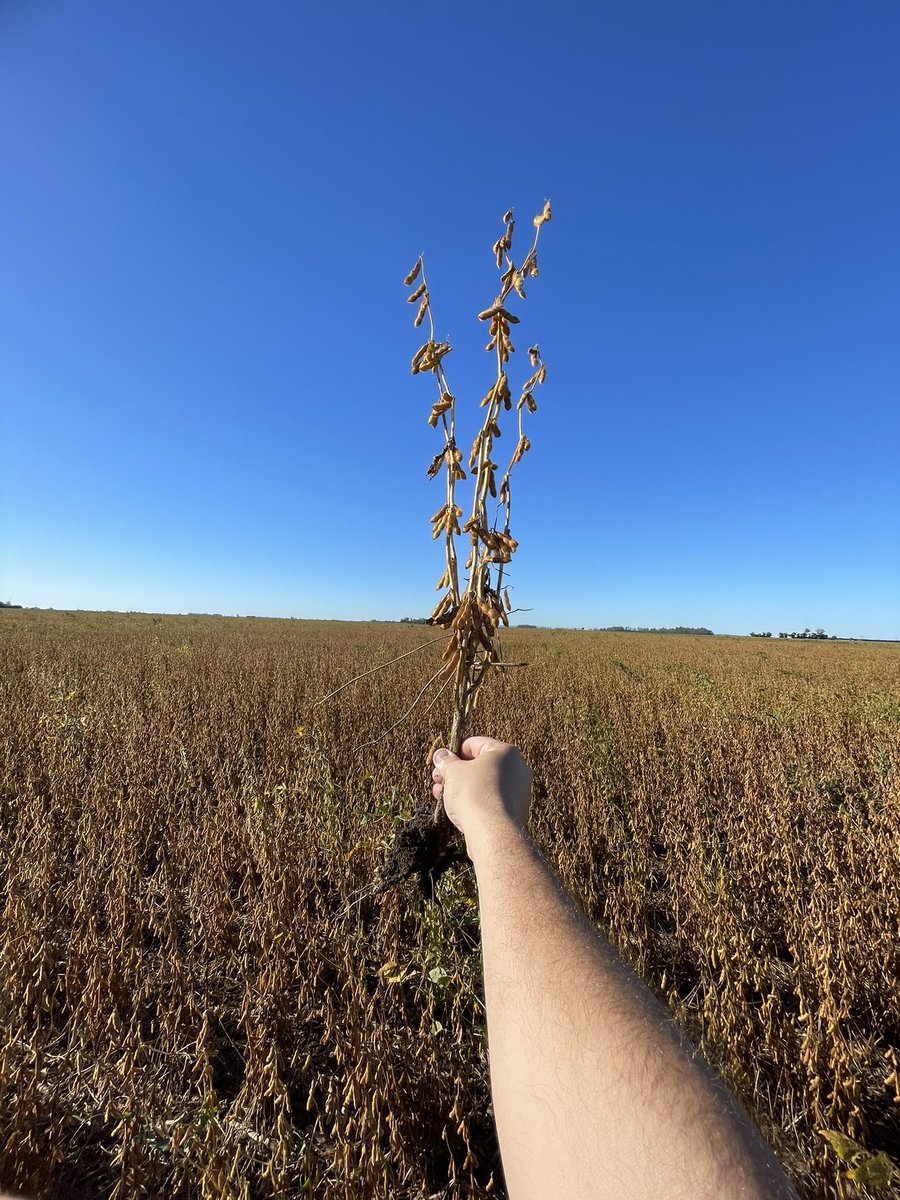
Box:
[2,1,898,638]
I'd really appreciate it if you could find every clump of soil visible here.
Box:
[378,801,465,897]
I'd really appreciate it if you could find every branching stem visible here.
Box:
[313,635,450,707]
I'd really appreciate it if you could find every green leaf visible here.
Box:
[820,1129,861,1165]
[847,1151,895,1190]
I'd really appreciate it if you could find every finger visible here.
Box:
[432,781,443,800]
[431,767,443,783]
[458,736,505,760]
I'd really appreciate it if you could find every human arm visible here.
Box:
[431,738,798,1200]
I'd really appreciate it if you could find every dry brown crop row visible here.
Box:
[1,610,898,1198]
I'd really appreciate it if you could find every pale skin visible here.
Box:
[431,737,799,1200]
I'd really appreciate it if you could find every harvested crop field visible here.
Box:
[1,609,898,1198]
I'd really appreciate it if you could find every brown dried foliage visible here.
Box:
[1,610,899,1198]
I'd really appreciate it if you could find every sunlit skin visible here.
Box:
[432,737,799,1200]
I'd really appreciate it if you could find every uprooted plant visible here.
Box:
[318,202,551,895]
[378,202,551,894]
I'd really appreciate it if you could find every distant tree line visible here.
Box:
[780,628,834,640]
[1,600,22,609]
[601,626,714,636]
[401,619,716,634]
[752,628,835,639]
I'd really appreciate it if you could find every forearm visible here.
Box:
[469,819,796,1200]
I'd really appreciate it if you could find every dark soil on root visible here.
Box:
[378,801,466,897]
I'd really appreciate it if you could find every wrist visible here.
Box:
[463,812,527,869]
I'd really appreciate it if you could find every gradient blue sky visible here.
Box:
[2,1,898,637]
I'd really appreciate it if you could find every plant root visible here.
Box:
[377,802,465,898]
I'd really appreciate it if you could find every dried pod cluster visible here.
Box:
[403,202,551,824]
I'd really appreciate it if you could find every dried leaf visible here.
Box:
[377,961,409,985]
[426,449,447,479]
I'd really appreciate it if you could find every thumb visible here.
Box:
[432,747,459,774]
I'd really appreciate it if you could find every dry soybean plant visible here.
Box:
[378,202,552,893]
[3,611,899,1197]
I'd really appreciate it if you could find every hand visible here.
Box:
[431,737,532,854]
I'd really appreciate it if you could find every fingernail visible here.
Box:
[433,748,449,766]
